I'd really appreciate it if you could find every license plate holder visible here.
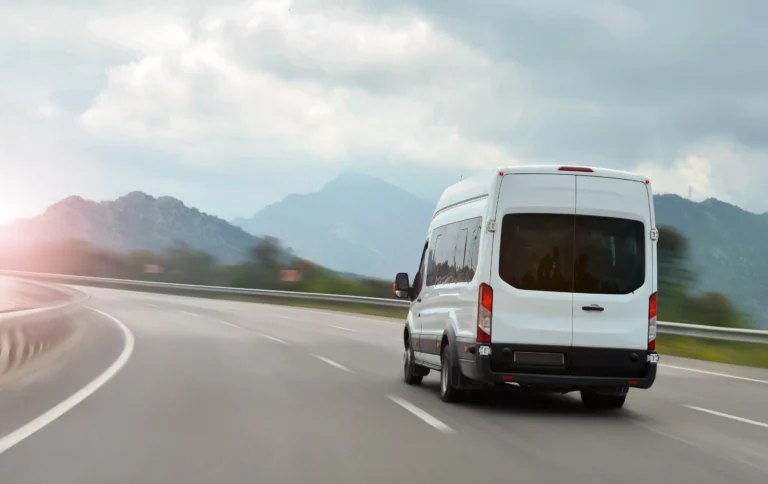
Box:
[513,351,565,366]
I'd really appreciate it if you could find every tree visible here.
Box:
[250,236,282,273]
[657,225,695,286]
[690,292,745,328]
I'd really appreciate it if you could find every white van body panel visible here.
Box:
[488,174,576,346]
[571,176,654,350]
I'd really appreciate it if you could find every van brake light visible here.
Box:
[648,292,657,351]
[558,166,594,173]
[477,283,493,343]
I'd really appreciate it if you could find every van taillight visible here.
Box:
[648,292,657,351]
[477,283,493,343]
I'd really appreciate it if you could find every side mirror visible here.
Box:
[394,272,410,299]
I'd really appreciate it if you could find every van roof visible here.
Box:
[434,165,648,217]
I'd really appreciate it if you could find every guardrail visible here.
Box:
[2,269,767,345]
[0,279,87,378]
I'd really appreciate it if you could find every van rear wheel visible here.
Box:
[581,390,626,410]
[440,346,465,403]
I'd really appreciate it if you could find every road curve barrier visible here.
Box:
[1,269,768,345]
[0,279,88,380]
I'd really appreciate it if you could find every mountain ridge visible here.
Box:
[0,191,259,264]
[232,172,436,279]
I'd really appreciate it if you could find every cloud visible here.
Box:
[638,138,768,213]
[1,0,768,220]
[79,1,519,169]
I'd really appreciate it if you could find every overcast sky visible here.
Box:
[1,0,766,223]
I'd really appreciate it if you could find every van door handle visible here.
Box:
[582,305,604,312]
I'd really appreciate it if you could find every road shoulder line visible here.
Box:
[0,307,135,455]
[661,364,768,385]
[684,405,768,429]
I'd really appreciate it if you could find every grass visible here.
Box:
[656,334,768,369]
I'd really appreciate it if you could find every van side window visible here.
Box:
[425,216,483,287]
[454,228,469,279]
[437,223,458,284]
[426,231,443,287]
[412,241,429,299]
[467,223,481,277]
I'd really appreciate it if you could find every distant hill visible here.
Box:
[232,172,435,279]
[0,191,258,263]
[654,194,768,327]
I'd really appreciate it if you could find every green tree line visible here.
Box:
[657,225,750,328]
[0,237,397,299]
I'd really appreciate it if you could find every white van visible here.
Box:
[395,165,659,409]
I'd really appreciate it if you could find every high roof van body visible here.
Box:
[395,165,659,408]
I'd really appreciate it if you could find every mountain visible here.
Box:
[654,194,768,326]
[232,172,435,279]
[0,191,258,263]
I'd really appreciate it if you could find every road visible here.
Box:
[0,277,72,312]
[1,286,767,483]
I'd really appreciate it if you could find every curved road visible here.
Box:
[1,286,767,483]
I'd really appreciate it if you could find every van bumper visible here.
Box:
[457,344,658,390]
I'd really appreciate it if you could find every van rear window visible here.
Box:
[498,214,645,295]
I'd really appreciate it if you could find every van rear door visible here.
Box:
[489,174,575,347]
[571,176,652,350]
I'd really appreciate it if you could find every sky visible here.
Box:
[1,0,767,224]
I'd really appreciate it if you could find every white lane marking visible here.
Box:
[0,307,135,455]
[329,325,359,333]
[259,334,289,345]
[387,395,455,434]
[661,364,768,385]
[216,320,243,330]
[684,406,768,430]
[182,311,200,317]
[145,303,160,308]
[276,315,296,320]
[312,354,352,373]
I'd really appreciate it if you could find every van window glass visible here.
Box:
[425,216,483,286]
[574,216,645,295]
[498,214,575,293]
[468,223,481,276]
[412,241,428,298]
[454,228,469,278]
[437,222,459,284]
[426,230,443,287]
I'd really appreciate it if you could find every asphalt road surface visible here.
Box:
[1,286,767,483]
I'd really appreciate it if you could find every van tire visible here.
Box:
[404,346,424,385]
[440,346,464,403]
[580,391,626,410]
